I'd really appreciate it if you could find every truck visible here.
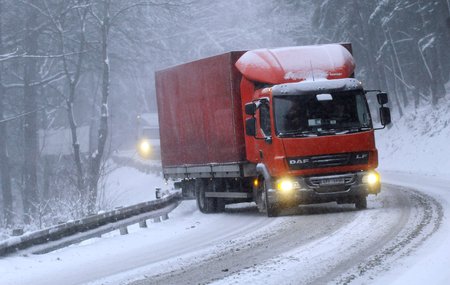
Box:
[155,43,391,217]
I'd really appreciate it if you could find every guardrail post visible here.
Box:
[139,220,148,228]
[119,227,129,235]
[153,216,161,223]
[162,213,169,221]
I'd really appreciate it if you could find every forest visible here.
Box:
[0,0,449,231]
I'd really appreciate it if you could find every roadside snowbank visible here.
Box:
[100,164,169,208]
[376,96,450,177]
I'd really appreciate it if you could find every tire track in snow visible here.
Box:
[334,184,444,284]
[204,184,443,285]
[127,184,443,285]
[130,203,363,285]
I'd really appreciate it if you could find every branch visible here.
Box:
[110,1,188,25]
[18,0,49,18]
[1,49,93,62]
[0,107,46,124]
[0,48,23,62]
[1,71,67,90]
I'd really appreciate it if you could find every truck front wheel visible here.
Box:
[195,179,215,213]
[265,193,279,217]
[261,180,279,217]
[355,195,367,210]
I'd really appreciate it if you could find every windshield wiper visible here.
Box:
[278,130,318,137]
[279,126,371,137]
[333,126,372,134]
[317,129,337,136]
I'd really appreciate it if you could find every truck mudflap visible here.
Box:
[266,171,381,207]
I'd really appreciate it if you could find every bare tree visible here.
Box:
[310,0,450,114]
[22,2,41,223]
[44,0,90,201]
[0,0,13,227]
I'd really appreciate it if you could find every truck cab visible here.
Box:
[237,44,391,216]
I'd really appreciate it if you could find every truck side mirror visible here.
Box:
[380,107,391,126]
[245,102,257,116]
[377,92,388,105]
[245,117,256,136]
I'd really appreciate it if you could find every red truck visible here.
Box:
[155,43,391,217]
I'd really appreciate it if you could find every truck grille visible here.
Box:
[287,152,369,170]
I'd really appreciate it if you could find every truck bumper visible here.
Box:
[267,171,380,206]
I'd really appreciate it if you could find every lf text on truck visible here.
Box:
[155,43,391,217]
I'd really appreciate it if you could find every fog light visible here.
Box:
[276,178,294,192]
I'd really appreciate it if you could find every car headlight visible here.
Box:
[137,139,151,157]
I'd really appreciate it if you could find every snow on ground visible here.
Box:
[0,201,274,285]
[372,96,450,284]
[373,171,450,285]
[99,163,169,208]
[2,172,447,285]
[376,95,450,177]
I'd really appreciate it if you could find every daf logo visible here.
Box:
[290,158,310,165]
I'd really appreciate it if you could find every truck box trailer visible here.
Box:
[155,43,391,216]
[156,51,255,177]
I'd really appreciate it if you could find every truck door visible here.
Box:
[256,102,277,171]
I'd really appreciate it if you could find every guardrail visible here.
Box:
[0,192,181,256]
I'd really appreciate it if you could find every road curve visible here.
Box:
[128,184,443,285]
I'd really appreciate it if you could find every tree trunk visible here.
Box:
[56,4,89,198]
[387,28,408,107]
[418,0,447,106]
[0,105,13,226]
[88,0,111,213]
[352,1,386,91]
[22,4,40,223]
[0,0,14,227]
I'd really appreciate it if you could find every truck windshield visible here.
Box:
[274,90,372,137]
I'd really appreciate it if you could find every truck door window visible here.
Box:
[259,103,271,137]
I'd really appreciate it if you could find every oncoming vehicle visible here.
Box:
[136,113,160,160]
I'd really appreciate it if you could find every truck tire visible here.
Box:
[216,198,226,213]
[263,180,279,217]
[355,195,367,210]
[182,180,195,199]
[211,179,226,213]
[266,198,280,217]
[195,179,215,213]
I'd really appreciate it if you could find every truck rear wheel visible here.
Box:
[195,179,216,213]
[181,180,195,199]
[211,179,226,213]
[355,195,367,210]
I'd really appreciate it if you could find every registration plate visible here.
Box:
[318,178,346,185]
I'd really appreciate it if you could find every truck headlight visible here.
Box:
[363,171,380,186]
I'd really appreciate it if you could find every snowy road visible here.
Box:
[0,172,447,285]
[129,182,443,285]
